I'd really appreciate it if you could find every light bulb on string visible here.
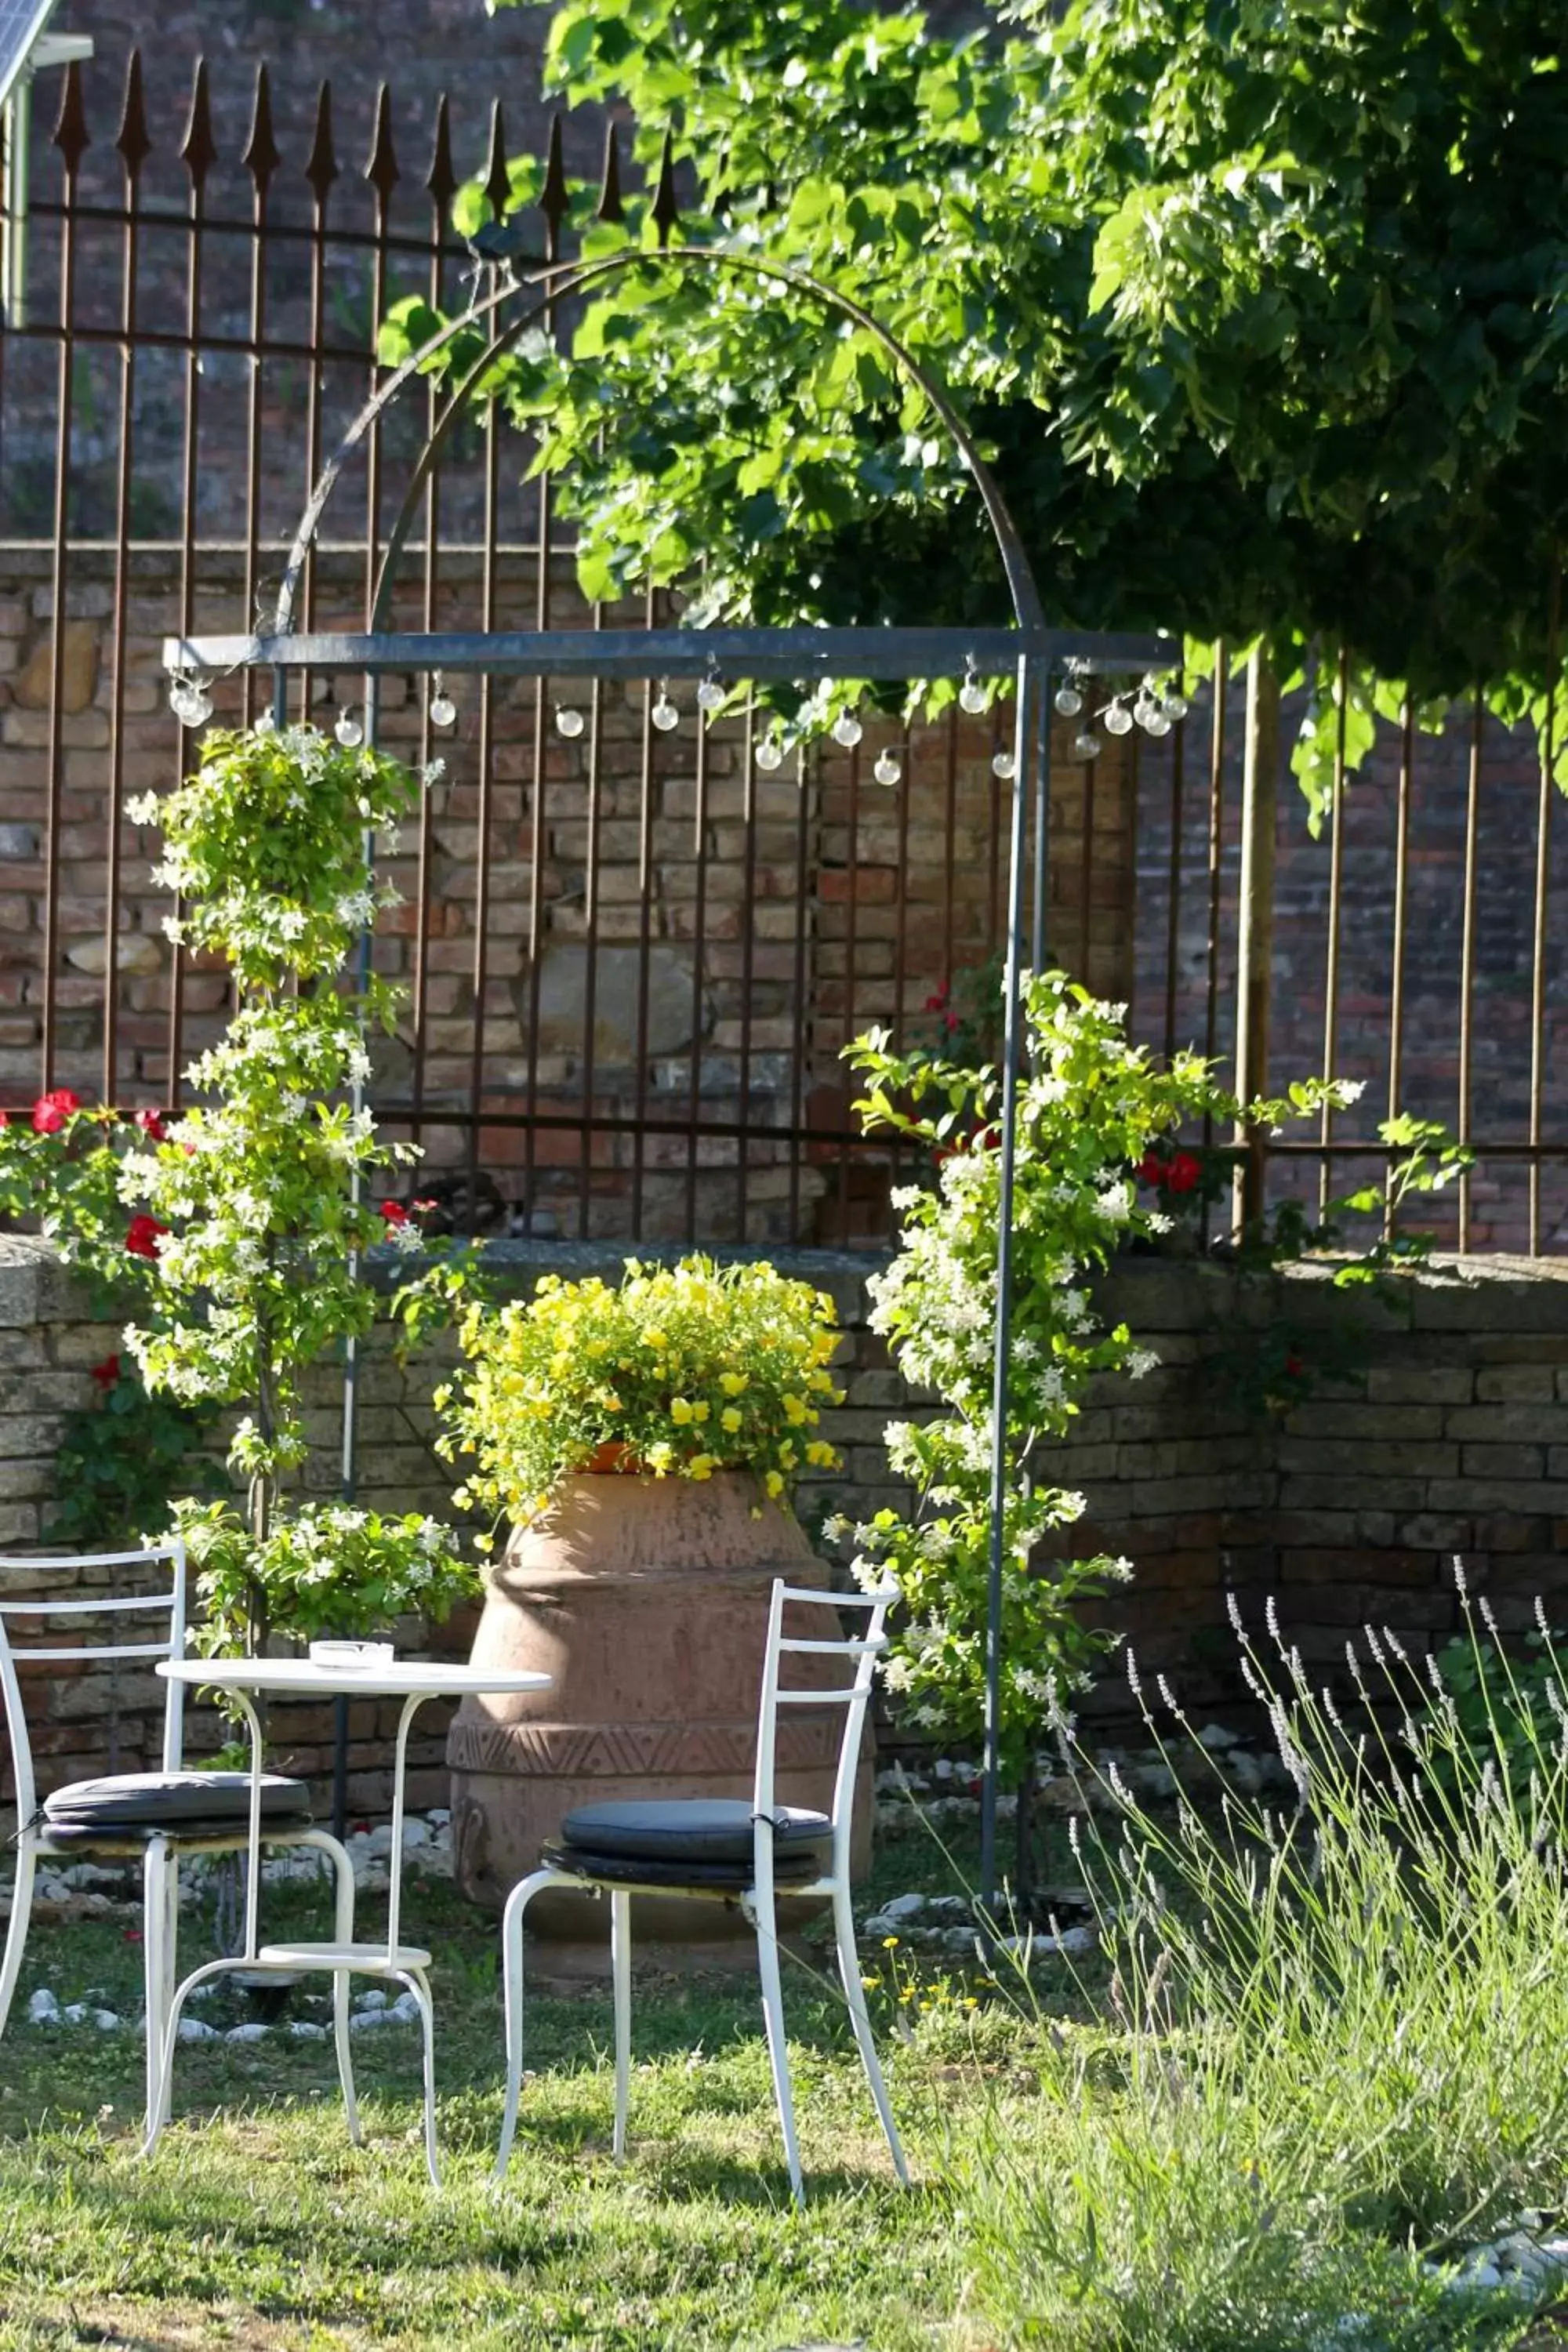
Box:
[335,706,364,749]
[168,675,198,725]
[1072,728,1102,762]
[429,674,456,729]
[755,736,786,772]
[959,659,987,716]
[1162,691,1189,723]
[1143,709,1173,739]
[695,673,726,714]
[187,679,213,727]
[1103,700,1134,737]
[1054,683,1083,718]
[832,708,863,748]
[991,749,1017,781]
[873,748,902,787]
[651,681,680,733]
[556,706,586,740]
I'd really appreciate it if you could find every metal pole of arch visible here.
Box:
[979,652,1038,1929]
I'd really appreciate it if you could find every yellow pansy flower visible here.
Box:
[720,1406,743,1435]
[688,1453,716,1481]
[720,1371,747,1396]
[670,1396,695,1425]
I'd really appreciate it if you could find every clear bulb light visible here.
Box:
[755,738,785,772]
[1163,693,1189,723]
[556,706,586,740]
[1134,696,1161,733]
[959,667,987,715]
[1054,684,1083,718]
[335,708,364,748]
[651,685,680,733]
[873,749,902,787]
[430,678,456,728]
[1104,702,1134,737]
[695,677,726,713]
[832,709,863,748]
[1144,710,1173,739]
[992,750,1017,780]
[1073,729,1102,761]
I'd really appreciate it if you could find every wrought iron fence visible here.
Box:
[0,48,1563,1251]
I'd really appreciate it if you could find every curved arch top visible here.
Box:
[275,243,1047,644]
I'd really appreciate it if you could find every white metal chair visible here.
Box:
[495,1577,909,2205]
[0,1543,359,2141]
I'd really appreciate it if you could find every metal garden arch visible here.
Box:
[165,240,1163,1918]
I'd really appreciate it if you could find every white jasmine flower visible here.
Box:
[1126,1348,1160,1381]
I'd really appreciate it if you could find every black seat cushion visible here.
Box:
[558,1797,831,1867]
[541,1839,826,1891]
[42,1770,311,1837]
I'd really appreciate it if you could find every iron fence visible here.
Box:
[0,48,1563,1251]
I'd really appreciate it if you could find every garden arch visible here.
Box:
[164,241,1165,1913]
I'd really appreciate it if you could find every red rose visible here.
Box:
[924,985,949,1013]
[1283,1352,1305,1378]
[90,1354,121,1390]
[1164,1151,1203,1195]
[1136,1153,1165,1187]
[124,1214,168,1260]
[379,1200,409,1226]
[31,1088,80,1134]
[944,1011,960,1033]
[134,1109,168,1141]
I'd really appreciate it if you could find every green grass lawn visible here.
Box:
[0,1819,1007,2352]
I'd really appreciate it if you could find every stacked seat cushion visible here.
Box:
[547,1797,831,1889]
[41,1769,311,1844]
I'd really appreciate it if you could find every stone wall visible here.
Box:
[2,1236,1566,1827]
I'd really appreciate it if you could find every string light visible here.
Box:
[169,671,213,728]
[335,706,364,748]
[832,708,863,747]
[959,659,987,716]
[429,673,456,728]
[755,737,785,772]
[651,681,680,732]
[1072,728,1102,761]
[1103,700,1134,737]
[695,673,726,714]
[556,706,586,739]
[873,748,902,786]
[991,750,1017,780]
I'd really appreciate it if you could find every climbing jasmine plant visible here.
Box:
[0,722,474,1654]
[839,972,1356,1780]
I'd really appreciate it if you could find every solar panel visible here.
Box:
[0,0,60,118]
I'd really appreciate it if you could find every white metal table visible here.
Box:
[149,1657,550,2184]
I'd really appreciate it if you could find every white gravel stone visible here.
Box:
[401,1817,431,1848]
[26,1988,57,2023]
[288,2020,327,2041]
[177,2017,219,2042]
[224,2021,270,2044]
[355,1988,387,2010]
[882,1892,926,1920]
[426,1807,450,1828]
[349,2006,392,2031]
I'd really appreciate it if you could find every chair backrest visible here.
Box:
[753,1577,900,1882]
[0,1543,190,1826]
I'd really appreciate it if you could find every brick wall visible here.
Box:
[0,538,1138,1243]
[2,1236,1565,1823]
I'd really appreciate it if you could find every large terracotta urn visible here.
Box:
[446,1470,872,1973]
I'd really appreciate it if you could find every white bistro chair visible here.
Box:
[0,1544,358,2139]
[495,1577,909,2205]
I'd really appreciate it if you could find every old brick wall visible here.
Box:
[2,1237,1565,1823]
[0,539,1138,1243]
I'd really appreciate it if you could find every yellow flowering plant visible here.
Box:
[435,1255,845,1530]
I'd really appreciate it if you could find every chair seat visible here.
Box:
[557,1797,832,1867]
[541,1839,827,1891]
[41,1769,311,1842]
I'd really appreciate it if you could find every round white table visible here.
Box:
[148,1657,550,2185]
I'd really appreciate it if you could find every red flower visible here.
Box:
[1283,1352,1305,1379]
[411,1197,437,1214]
[944,1011,960,1033]
[134,1109,168,1141]
[1136,1153,1165,1187]
[90,1354,121,1390]
[379,1200,409,1226]
[0,1112,9,1131]
[1164,1150,1203,1195]
[924,985,950,1013]
[31,1088,79,1134]
[123,1928,143,1944]
[124,1214,168,1261]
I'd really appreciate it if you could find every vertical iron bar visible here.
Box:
[1163,679,1185,1061]
[787,739,811,1238]
[1385,702,1413,1240]
[103,62,147,1108]
[630,625,658,1242]
[682,684,712,1243]
[836,733,862,1236]
[577,666,605,1242]
[466,372,501,1235]
[981,655,1036,1926]
[40,73,83,1095]
[1029,688,1047,973]
[1232,648,1279,1236]
[1457,692,1483,1250]
[1198,644,1228,1252]
[409,98,455,1152]
[1318,648,1348,1216]
[1077,753,1097,989]
[168,79,211,1110]
[1530,567,1560,1257]
[941,705,958,1000]
[891,721,911,1052]
[736,699,757,1239]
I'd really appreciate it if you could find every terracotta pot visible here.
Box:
[446,1470,873,1972]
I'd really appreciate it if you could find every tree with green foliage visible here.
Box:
[384,0,1568,800]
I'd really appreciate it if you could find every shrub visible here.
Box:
[436,1254,844,1532]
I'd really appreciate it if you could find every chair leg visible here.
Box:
[494,1867,573,2182]
[313,1836,361,2145]
[832,1882,909,2186]
[397,1967,440,2191]
[141,1840,168,2138]
[752,1882,805,2209]
[0,1833,36,2044]
[610,1889,631,2162]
